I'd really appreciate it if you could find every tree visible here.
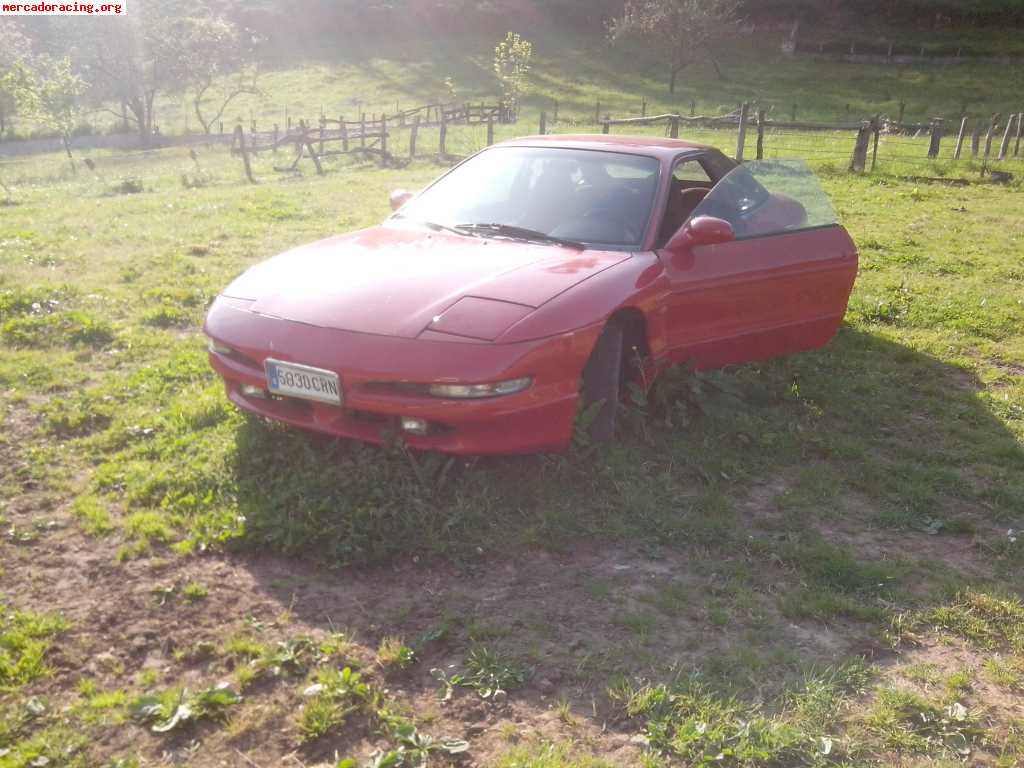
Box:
[77,0,191,141]
[609,0,742,93]
[4,56,86,167]
[181,15,261,135]
[0,20,32,138]
[493,32,532,122]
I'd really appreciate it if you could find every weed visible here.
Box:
[982,655,1024,690]
[346,723,469,767]
[926,590,1024,651]
[297,666,373,741]
[862,688,982,758]
[128,683,241,733]
[376,636,415,670]
[431,647,526,701]
[109,176,144,195]
[182,581,209,602]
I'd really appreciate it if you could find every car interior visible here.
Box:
[656,156,718,246]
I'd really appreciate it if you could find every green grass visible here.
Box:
[14,24,1023,145]
[1,35,1023,765]
[0,605,67,691]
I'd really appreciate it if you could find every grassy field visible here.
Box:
[5,26,1023,146]
[2,68,1024,767]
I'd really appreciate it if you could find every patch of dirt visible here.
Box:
[1,413,870,766]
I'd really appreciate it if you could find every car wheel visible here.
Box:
[580,322,624,443]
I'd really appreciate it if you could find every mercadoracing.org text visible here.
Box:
[2,2,124,14]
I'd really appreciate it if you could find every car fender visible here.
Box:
[497,252,669,360]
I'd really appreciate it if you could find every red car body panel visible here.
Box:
[223,226,629,340]
[204,135,859,454]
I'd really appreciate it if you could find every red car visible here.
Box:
[204,135,857,454]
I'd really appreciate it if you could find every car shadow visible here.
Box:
[224,323,1023,761]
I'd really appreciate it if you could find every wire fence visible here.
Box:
[2,102,1022,192]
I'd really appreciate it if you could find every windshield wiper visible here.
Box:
[391,215,470,237]
[454,223,585,250]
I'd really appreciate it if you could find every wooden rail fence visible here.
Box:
[229,99,505,180]
[591,103,1023,177]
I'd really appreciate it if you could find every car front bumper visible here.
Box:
[204,296,601,455]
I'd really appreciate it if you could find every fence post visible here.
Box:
[273,123,279,149]
[998,113,1015,160]
[552,99,558,124]
[439,111,447,158]
[641,99,647,117]
[669,115,679,138]
[360,113,366,150]
[340,117,348,153]
[539,110,547,135]
[871,116,880,171]
[953,116,968,160]
[319,115,325,156]
[1015,111,1023,157]
[234,124,255,183]
[735,102,750,162]
[301,122,323,175]
[849,122,871,173]
[409,116,419,158]
[486,115,494,146]
[897,100,905,125]
[690,100,696,116]
[287,116,292,132]
[791,103,797,122]
[219,121,224,135]
[971,121,982,157]
[983,113,999,159]
[927,118,944,159]
[380,114,387,158]
[755,108,766,160]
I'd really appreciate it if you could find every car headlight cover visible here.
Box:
[208,338,235,356]
[428,377,532,399]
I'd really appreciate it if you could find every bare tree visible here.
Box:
[609,0,742,93]
[182,16,261,135]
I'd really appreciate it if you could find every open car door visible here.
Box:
[657,160,858,369]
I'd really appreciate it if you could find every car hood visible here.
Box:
[222,225,629,339]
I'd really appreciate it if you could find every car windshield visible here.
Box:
[393,146,661,249]
[690,160,838,239]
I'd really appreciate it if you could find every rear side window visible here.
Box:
[673,160,712,183]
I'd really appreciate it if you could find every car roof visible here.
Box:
[494,133,713,161]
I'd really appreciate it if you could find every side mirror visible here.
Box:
[666,216,735,250]
[389,188,413,211]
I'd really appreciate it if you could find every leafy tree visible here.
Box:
[609,0,742,92]
[493,31,532,121]
[0,21,32,138]
[3,56,85,166]
[74,0,191,140]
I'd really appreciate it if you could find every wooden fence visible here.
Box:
[585,102,1024,177]
[229,99,505,180]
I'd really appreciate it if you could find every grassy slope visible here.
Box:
[67,26,1024,140]
[1,35,1024,767]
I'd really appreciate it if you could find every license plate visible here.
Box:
[265,359,342,405]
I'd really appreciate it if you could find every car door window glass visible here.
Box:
[690,160,838,240]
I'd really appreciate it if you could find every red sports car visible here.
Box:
[204,135,857,454]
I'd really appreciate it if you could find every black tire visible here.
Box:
[580,322,624,443]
